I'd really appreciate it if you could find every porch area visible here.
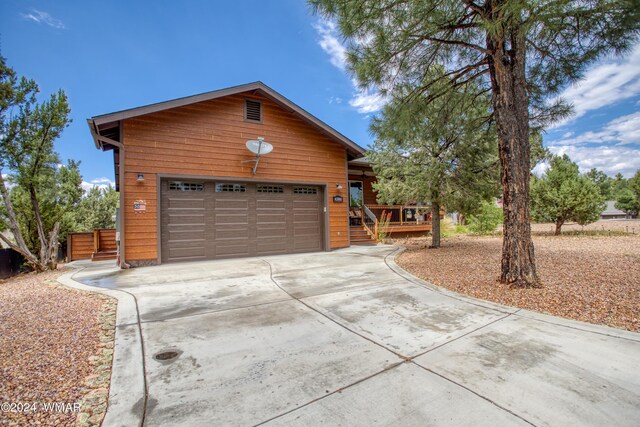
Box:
[349,205,436,242]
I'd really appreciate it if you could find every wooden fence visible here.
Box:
[0,248,25,279]
[68,229,116,261]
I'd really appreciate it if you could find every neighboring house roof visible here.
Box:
[87,81,365,159]
[601,201,627,216]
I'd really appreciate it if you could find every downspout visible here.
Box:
[88,120,129,269]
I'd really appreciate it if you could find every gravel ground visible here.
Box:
[525,219,640,235]
[396,234,640,331]
[0,269,117,426]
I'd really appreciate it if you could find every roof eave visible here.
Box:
[87,118,103,150]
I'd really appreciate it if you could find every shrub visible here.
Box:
[467,201,503,234]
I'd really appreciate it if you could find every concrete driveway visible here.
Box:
[69,245,640,426]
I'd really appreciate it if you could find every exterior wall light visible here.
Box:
[137,173,144,182]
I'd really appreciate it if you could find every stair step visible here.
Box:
[351,240,378,246]
[351,238,375,243]
[91,251,118,261]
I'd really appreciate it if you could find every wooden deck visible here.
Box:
[387,224,432,233]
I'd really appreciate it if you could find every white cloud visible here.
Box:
[20,9,65,29]
[349,90,387,114]
[547,111,640,177]
[313,19,388,114]
[548,145,640,177]
[532,161,549,177]
[551,111,640,146]
[555,43,640,127]
[313,20,347,71]
[82,177,115,192]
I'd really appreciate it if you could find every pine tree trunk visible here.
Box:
[430,201,441,248]
[487,29,541,288]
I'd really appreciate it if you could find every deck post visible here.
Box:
[400,206,403,225]
[93,229,100,254]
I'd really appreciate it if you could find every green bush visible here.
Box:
[440,216,470,237]
[467,201,503,234]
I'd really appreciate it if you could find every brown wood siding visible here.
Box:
[69,230,117,261]
[69,233,94,261]
[122,93,349,263]
[98,229,117,252]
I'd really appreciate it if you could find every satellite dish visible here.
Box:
[243,137,273,175]
[246,138,273,155]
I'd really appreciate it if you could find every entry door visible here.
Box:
[349,180,363,207]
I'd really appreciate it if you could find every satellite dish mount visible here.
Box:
[243,137,273,175]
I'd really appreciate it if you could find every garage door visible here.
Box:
[160,180,324,263]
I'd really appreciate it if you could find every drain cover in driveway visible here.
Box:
[153,349,181,362]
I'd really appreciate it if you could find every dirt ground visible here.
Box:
[526,219,640,235]
[396,230,640,332]
[0,269,116,426]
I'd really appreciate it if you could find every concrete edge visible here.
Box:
[385,246,519,315]
[57,267,146,427]
[387,246,640,342]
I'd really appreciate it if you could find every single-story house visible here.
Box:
[88,82,430,267]
[601,201,635,220]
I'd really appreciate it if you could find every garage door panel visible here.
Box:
[257,226,287,238]
[257,213,286,224]
[216,228,250,239]
[215,244,250,257]
[162,180,324,263]
[215,199,249,210]
[256,199,286,209]
[165,213,205,226]
[167,231,206,242]
[167,198,205,210]
[215,214,249,225]
[167,246,206,260]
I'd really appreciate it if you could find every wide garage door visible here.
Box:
[160,180,324,263]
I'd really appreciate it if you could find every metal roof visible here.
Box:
[601,201,627,216]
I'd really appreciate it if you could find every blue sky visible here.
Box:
[1,1,639,191]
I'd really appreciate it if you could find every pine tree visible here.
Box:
[310,0,639,287]
[585,168,613,200]
[531,155,606,234]
[615,170,640,217]
[368,76,498,248]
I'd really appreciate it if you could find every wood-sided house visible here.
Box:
[88,82,431,267]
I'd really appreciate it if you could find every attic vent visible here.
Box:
[245,99,262,122]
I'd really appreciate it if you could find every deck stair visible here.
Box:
[91,250,117,261]
[350,225,377,245]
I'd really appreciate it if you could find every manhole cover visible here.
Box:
[153,350,180,361]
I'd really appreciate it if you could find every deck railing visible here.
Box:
[361,205,378,238]
[365,205,433,226]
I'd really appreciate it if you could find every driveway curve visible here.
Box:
[69,245,640,427]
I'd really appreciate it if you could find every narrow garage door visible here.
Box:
[161,180,324,263]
